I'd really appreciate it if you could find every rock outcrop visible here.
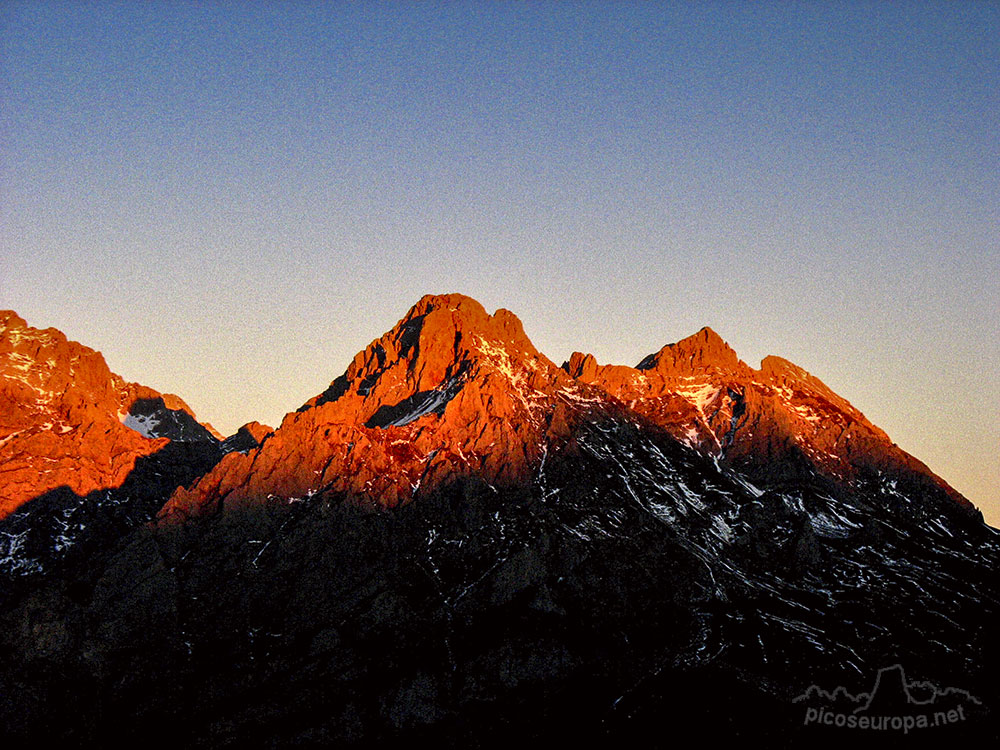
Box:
[162,294,973,526]
[563,328,969,510]
[0,310,217,518]
[162,294,616,519]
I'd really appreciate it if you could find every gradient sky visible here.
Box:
[1,1,997,524]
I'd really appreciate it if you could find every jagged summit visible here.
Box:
[758,354,882,434]
[0,296,972,523]
[163,293,600,517]
[556,319,967,510]
[637,326,745,374]
[1,310,27,330]
[302,292,550,423]
[563,351,600,381]
[161,293,973,522]
[219,420,273,454]
[564,327,745,383]
[0,310,219,518]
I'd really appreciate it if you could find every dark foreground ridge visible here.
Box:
[1,295,998,746]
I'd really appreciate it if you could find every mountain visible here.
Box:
[1,295,997,746]
[162,293,614,518]
[0,311,266,578]
[162,293,977,530]
[0,310,219,518]
[564,329,969,510]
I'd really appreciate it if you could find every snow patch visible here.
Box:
[789,403,822,424]
[124,412,161,438]
[674,382,720,412]
[474,336,520,382]
[386,378,459,427]
[558,387,604,405]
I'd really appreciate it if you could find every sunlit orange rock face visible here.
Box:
[564,327,968,507]
[0,310,213,518]
[163,293,968,522]
[162,294,617,520]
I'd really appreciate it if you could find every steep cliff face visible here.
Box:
[163,296,972,525]
[0,311,242,579]
[163,294,619,519]
[563,328,967,510]
[0,311,218,518]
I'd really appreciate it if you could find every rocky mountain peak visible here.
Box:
[302,293,557,426]
[0,310,28,331]
[636,326,744,374]
[757,354,877,433]
[759,355,840,398]
[553,325,960,504]
[0,311,218,518]
[219,421,274,454]
[564,351,599,382]
[164,294,596,517]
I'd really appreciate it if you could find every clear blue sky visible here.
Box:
[2,1,997,523]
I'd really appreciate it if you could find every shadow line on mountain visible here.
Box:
[0,438,224,594]
[125,397,218,442]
